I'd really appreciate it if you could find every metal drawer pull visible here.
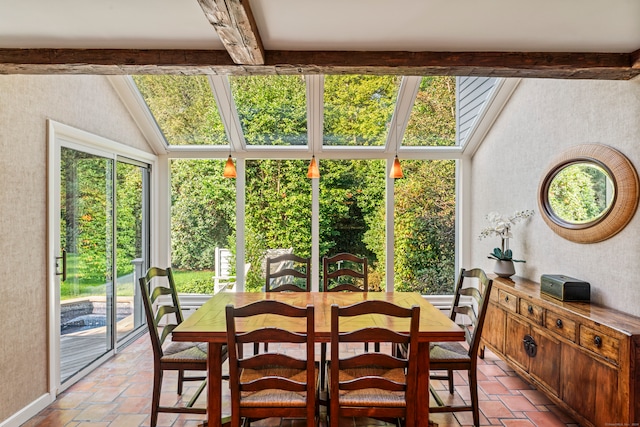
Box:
[556,319,563,328]
[504,296,509,302]
[528,305,534,314]
[594,336,603,348]
[523,334,537,357]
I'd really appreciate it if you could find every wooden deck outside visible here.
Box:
[60,314,135,381]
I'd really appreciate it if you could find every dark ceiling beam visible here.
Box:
[0,49,639,80]
[197,0,265,65]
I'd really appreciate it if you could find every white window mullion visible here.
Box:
[306,75,323,291]
[235,158,246,291]
[385,161,395,293]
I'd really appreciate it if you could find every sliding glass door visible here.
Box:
[56,142,149,387]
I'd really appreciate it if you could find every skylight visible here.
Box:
[229,75,307,146]
[132,75,227,146]
[129,74,496,153]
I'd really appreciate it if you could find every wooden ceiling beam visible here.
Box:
[197,0,265,65]
[0,48,639,80]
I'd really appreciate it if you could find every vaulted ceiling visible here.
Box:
[1,0,639,79]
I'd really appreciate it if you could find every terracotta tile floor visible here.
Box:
[22,334,579,427]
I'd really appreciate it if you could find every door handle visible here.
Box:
[55,249,67,282]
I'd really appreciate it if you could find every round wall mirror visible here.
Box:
[538,144,639,243]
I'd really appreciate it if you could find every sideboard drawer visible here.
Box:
[519,299,543,325]
[498,289,517,313]
[579,325,620,365]
[544,309,576,342]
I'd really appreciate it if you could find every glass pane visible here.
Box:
[324,75,400,146]
[115,161,145,341]
[245,159,312,291]
[170,159,236,293]
[547,162,614,224]
[132,75,227,146]
[60,147,113,383]
[394,160,456,294]
[230,75,307,146]
[403,76,457,147]
[319,159,386,290]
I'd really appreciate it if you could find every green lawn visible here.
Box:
[60,261,217,300]
[172,269,216,293]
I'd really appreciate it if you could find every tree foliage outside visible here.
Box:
[244,159,312,291]
[171,159,236,270]
[324,75,400,146]
[230,75,307,146]
[116,162,144,277]
[60,149,145,299]
[393,160,456,294]
[133,75,227,145]
[404,76,457,147]
[548,163,611,223]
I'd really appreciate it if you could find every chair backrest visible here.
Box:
[450,268,494,358]
[330,300,420,424]
[215,247,233,278]
[225,300,316,417]
[266,253,311,292]
[322,252,368,292]
[138,267,183,361]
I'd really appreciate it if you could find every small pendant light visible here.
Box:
[223,155,237,178]
[307,155,320,179]
[389,155,403,179]
[389,122,403,179]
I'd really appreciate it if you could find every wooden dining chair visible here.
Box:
[321,253,373,389]
[138,267,228,427]
[255,253,312,354]
[428,268,494,427]
[329,300,420,427]
[225,300,319,427]
[266,253,311,292]
[322,252,368,292]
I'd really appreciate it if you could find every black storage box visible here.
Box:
[540,274,590,302]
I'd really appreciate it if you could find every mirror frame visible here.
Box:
[538,144,639,243]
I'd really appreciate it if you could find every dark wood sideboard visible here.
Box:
[481,275,640,427]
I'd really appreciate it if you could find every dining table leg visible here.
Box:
[207,342,227,427]
[416,341,431,425]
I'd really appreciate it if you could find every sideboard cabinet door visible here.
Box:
[561,344,622,425]
[504,315,561,396]
[483,302,505,354]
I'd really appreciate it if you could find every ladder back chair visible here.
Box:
[321,253,373,389]
[138,267,228,427]
[329,300,420,427]
[225,300,319,427]
[429,267,494,427]
[258,253,311,353]
[322,252,368,292]
[266,253,311,292]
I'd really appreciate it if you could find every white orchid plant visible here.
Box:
[479,210,534,262]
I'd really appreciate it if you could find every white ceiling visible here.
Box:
[1,0,639,53]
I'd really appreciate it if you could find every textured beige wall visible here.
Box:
[470,78,640,315]
[0,75,151,422]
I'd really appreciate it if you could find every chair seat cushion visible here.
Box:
[239,366,319,407]
[429,341,471,362]
[330,366,407,407]
[162,342,220,363]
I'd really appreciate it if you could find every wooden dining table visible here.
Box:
[172,291,464,427]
